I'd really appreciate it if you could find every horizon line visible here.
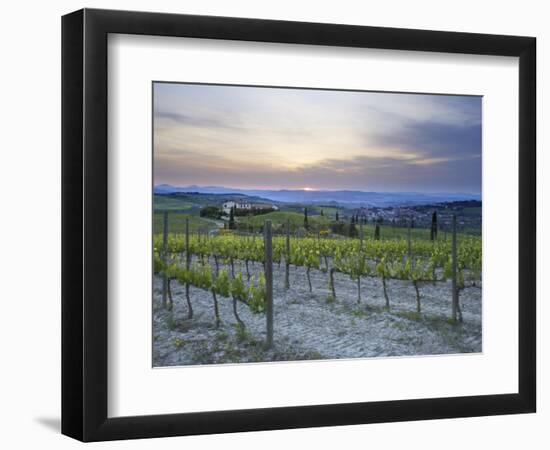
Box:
[154,183,481,197]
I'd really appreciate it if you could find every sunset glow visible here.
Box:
[153,83,482,193]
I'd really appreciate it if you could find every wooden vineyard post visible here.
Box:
[451,214,458,322]
[264,220,274,348]
[285,219,290,290]
[185,217,193,319]
[407,218,412,259]
[185,218,190,268]
[360,222,364,252]
[162,210,168,308]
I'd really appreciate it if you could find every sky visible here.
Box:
[153,82,482,194]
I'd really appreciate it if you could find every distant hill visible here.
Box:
[154,184,480,208]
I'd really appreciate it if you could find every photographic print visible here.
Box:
[152,82,482,367]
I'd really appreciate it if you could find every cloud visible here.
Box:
[155,110,244,131]
[367,120,482,161]
[154,150,481,193]
[152,83,482,193]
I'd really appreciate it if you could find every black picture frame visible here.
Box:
[61,8,536,442]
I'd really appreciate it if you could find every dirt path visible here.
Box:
[153,260,482,367]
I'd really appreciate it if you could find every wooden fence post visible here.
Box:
[285,219,290,290]
[360,222,364,252]
[451,214,458,322]
[185,217,190,271]
[184,217,193,319]
[162,210,168,308]
[407,218,412,259]
[264,220,274,348]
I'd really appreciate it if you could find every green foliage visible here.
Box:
[330,221,346,235]
[290,240,321,270]
[231,272,248,300]
[200,205,222,219]
[238,211,329,233]
[216,331,229,342]
[396,311,423,321]
[375,257,390,278]
[349,220,358,238]
[173,337,185,348]
[153,224,481,323]
[248,276,267,313]
[155,231,481,284]
[190,263,213,290]
[213,269,231,297]
[234,322,248,342]
[166,313,177,331]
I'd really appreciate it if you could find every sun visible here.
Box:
[303,187,316,191]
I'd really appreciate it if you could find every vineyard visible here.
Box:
[153,214,482,366]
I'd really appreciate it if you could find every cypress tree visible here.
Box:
[229,206,235,230]
[430,211,438,241]
[374,224,380,240]
[304,207,309,230]
[349,217,358,237]
[335,210,339,222]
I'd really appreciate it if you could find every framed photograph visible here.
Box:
[61,8,536,442]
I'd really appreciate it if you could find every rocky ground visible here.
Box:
[153,259,482,367]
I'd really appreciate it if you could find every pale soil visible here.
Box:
[153,259,482,367]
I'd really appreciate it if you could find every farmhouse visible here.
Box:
[222,201,278,215]
[222,201,251,214]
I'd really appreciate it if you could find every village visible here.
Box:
[206,197,482,236]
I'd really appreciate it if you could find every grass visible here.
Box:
[310,205,339,217]
[216,331,229,342]
[173,337,185,349]
[356,223,438,241]
[394,310,423,322]
[238,211,330,230]
[238,211,472,241]
[390,320,409,332]
[279,204,339,218]
[352,223,478,241]
[166,313,177,331]
[153,212,220,235]
[154,194,198,211]
[234,323,249,342]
